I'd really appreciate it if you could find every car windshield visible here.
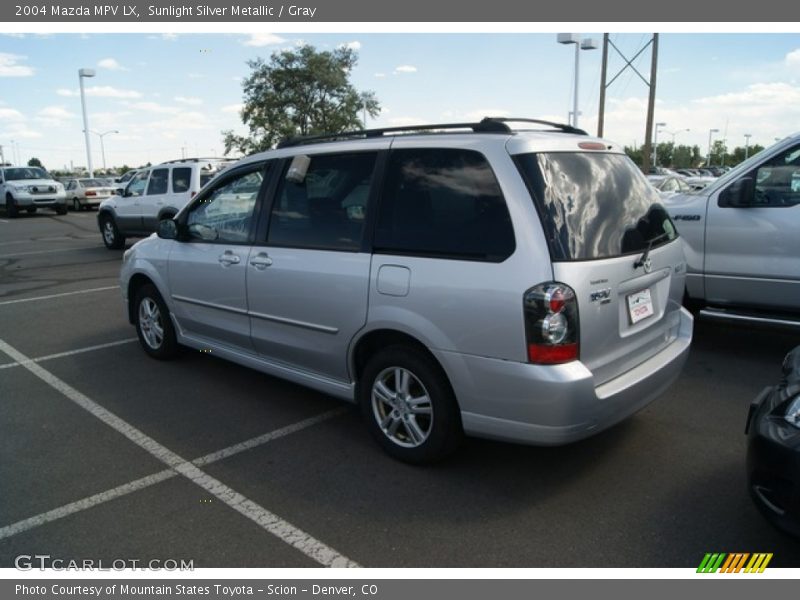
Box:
[514,152,678,261]
[3,167,50,181]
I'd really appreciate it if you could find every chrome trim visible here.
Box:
[700,308,800,330]
[248,310,339,334]
[171,294,249,316]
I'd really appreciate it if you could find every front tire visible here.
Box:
[134,284,179,360]
[5,194,18,218]
[359,345,462,463]
[100,213,125,249]
[55,204,67,215]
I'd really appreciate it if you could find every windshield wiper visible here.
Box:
[633,232,671,270]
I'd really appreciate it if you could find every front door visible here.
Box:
[167,163,268,350]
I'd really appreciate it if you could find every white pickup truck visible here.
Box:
[662,133,800,326]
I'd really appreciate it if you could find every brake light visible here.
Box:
[85,190,96,196]
[524,282,579,364]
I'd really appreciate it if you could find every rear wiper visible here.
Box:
[633,232,671,270]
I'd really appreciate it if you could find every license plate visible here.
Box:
[627,288,654,324]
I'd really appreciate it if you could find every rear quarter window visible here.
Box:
[374,148,515,262]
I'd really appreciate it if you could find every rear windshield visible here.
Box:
[514,152,677,261]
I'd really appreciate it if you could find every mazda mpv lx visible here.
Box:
[119,118,694,462]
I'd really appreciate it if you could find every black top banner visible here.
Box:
[3,0,800,22]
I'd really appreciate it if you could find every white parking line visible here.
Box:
[0,234,98,247]
[0,408,347,542]
[0,337,358,568]
[0,245,100,258]
[0,338,138,370]
[0,285,117,306]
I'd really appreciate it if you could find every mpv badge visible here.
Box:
[590,288,612,303]
[643,257,652,273]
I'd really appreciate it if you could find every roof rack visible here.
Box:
[277,117,587,148]
[158,157,234,165]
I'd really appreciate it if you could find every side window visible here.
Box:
[374,148,515,261]
[185,166,266,244]
[66,181,75,191]
[267,152,377,250]
[126,171,149,197]
[172,167,191,193]
[146,168,169,196]
[753,146,800,206]
[662,178,678,192]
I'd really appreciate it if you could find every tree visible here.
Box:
[27,157,43,168]
[222,44,380,155]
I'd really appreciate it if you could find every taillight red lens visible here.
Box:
[523,282,579,365]
[85,190,96,196]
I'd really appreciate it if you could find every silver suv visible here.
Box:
[119,118,694,462]
[98,158,233,249]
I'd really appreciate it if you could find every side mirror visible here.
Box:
[719,177,755,208]
[157,219,178,240]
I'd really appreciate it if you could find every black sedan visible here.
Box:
[746,346,800,537]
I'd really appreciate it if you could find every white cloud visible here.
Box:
[175,96,203,106]
[187,73,205,80]
[340,41,361,51]
[242,33,286,47]
[98,58,128,71]
[127,101,181,114]
[387,116,430,127]
[38,106,76,119]
[786,49,800,69]
[221,104,244,114]
[394,65,417,74]
[374,73,386,78]
[0,53,34,77]
[148,111,210,131]
[57,86,142,99]
[0,107,25,121]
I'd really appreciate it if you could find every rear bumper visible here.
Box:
[435,306,693,445]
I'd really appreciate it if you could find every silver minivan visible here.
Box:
[119,118,693,462]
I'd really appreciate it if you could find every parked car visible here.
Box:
[98,158,234,249]
[119,118,693,463]
[113,169,140,194]
[662,134,800,325]
[64,177,118,211]
[746,345,800,537]
[647,174,693,198]
[0,166,67,217]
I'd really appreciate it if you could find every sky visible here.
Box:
[0,32,799,171]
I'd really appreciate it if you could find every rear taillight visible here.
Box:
[524,282,579,364]
[85,190,96,196]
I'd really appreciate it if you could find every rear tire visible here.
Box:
[72,198,81,211]
[133,284,179,360]
[359,345,462,463]
[100,213,125,249]
[55,204,67,215]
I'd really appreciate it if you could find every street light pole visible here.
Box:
[744,133,752,160]
[557,34,598,128]
[653,122,666,169]
[707,128,719,168]
[78,68,96,177]
[91,130,119,172]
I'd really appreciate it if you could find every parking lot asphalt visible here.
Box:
[1,211,800,568]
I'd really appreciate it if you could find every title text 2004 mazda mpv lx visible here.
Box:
[119,118,694,462]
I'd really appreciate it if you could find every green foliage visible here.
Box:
[222,44,381,155]
[27,157,43,168]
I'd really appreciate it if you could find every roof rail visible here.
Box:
[158,157,234,165]
[276,117,586,149]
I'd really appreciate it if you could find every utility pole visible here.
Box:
[642,33,659,175]
[597,34,609,137]
[0,145,4,165]
[596,33,659,172]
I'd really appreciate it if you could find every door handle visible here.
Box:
[218,251,241,266]
[249,252,273,270]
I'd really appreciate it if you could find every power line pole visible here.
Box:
[642,33,659,175]
[596,33,659,172]
[597,34,609,138]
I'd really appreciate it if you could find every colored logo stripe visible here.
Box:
[697,553,772,573]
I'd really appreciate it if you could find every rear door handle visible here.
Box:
[249,252,273,270]
[218,250,241,266]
